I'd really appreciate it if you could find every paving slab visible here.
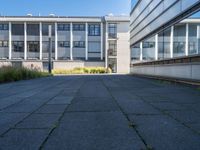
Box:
[128,115,200,150]
[150,102,187,111]
[16,114,61,129]
[35,104,68,114]
[47,96,74,104]
[67,97,120,112]
[43,112,145,150]
[165,110,200,124]
[117,100,160,115]
[0,75,200,149]
[0,113,29,135]
[0,129,49,150]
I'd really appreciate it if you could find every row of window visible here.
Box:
[58,24,101,36]
[9,41,87,52]
[1,23,118,37]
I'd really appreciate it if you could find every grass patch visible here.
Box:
[0,66,51,83]
[52,67,112,75]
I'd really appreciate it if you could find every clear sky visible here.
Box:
[0,0,131,16]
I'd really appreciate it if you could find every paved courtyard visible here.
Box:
[0,75,200,150]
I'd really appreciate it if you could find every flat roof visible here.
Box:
[0,16,130,22]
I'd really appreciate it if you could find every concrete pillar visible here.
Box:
[85,22,88,60]
[55,22,58,60]
[197,25,200,54]
[24,22,27,60]
[185,23,189,56]
[101,22,103,60]
[9,22,12,60]
[105,22,108,68]
[155,34,158,60]
[140,42,143,61]
[39,22,42,60]
[170,26,174,58]
[70,22,73,60]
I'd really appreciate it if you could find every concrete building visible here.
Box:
[0,16,130,73]
[130,0,200,81]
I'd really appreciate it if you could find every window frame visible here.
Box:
[73,24,85,31]
[12,41,24,52]
[0,24,9,30]
[58,41,70,48]
[108,23,117,38]
[88,24,100,36]
[73,41,85,48]
[27,41,40,52]
[58,24,70,31]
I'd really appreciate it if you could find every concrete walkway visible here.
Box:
[0,75,200,150]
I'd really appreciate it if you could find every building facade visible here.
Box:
[0,16,130,73]
[130,0,200,81]
[130,0,200,46]
[131,19,200,63]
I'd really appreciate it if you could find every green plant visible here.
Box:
[52,67,111,75]
[0,66,50,83]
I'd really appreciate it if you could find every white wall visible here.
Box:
[117,22,130,73]
[130,63,200,81]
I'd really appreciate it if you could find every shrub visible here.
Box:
[52,67,112,75]
[0,66,50,83]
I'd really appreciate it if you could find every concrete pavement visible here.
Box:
[0,75,200,150]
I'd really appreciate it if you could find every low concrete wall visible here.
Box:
[130,62,200,81]
[53,61,105,70]
[0,61,12,67]
[22,61,43,71]
[0,60,105,72]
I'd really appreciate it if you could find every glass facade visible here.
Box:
[131,43,140,61]
[131,22,200,63]
[189,24,198,55]
[158,28,171,59]
[173,24,186,57]
[130,0,200,46]
[142,36,155,60]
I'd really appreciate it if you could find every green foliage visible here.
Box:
[0,66,50,83]
[52,67,112,75]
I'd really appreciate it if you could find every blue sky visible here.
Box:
[0,0,131,16]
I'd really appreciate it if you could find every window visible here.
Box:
[143,42,155,48]
[173,24,186,57]
[73,24,85,31]
[58,24,70,31]
[42,24,55,36]
[108,41,117,56]
[88,24,100,36]
[12,41,24,52]
[143,36,156,60]
[158,28,171,59]
[58,41,70,48]
[27,24,39,36]
[131,43,140,61]
[12,24,24,36]
[27,41,39,52]
[0,24,9,30]
[73,41,85,48]
[0,41,8,47]
[108,23,117,38]
[189,24,198,55]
